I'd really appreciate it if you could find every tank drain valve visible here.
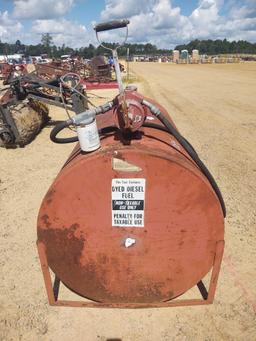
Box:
[124,238,136,248]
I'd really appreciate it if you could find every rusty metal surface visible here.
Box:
[90,56,111,79]
[0,63,27,84]
[35,63,67,78]
[37,94,224,304]
[35,61,88,83]
[0,63,12,79]
[35,60,119,89]
[80,80,118,90]
[37,240,225,308]
[0,88,13,105]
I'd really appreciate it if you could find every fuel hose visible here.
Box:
[50,120,77,144]
[142,99,226,217]
[50,110,226,217]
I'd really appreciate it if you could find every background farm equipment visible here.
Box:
[0,73,88,148]
[0,63,28,85]
[35,59,88,80]
[34,56,123,90]
[90,55,112,79]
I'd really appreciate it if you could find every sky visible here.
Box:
[0,0,256,48]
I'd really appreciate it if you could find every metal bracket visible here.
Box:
[37,240,224,308]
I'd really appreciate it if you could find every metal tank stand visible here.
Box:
[37,240,224,308]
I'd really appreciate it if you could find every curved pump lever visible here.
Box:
[94,19,130,33]
[94,19,130,94]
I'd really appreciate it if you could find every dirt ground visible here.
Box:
[0,62,256,341]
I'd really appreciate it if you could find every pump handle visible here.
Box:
[94,19,130,32]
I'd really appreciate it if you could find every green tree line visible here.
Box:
[175,38,256,55]
[1,34,256,58]
[0,34,172,58]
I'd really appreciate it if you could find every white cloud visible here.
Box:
[152,0,184,29]
[0,11,23,42]
[0,0,256,48]
[101,0,156,20]
[100,0,256,48]
[190,0,219,25]
[13,0,74,19]
[0,9,95,48]
[100,0,191,47]
[31,18,95,48]
[230,3,256,19]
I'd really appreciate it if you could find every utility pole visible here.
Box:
[127,47,130,81]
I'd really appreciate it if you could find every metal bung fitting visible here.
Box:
[124,238,136,248]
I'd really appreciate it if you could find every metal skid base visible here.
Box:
[37,240,224,309]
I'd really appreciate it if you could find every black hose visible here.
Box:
[50,123,119,144]
[154,113,226,217]
[143,122,198,156]
[99,126,118,134]
[50,121,78,144]
[51,122,197,155]
[50,119,226,217]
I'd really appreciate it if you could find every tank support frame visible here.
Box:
[37,240,224,308]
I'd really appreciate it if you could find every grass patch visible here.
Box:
[122,73,142,85]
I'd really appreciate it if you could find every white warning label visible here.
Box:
[112,178,145,227]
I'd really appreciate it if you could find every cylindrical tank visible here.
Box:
[192,49,199,62]
[181,50,188,61]
[37,95,224,304]
[173,50,179,63]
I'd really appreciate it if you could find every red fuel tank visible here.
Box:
[37,93,225,308]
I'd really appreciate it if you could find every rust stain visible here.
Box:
[38,225,85,266]
[41,214,51,228]
[45,189,56,205]
[133,280,173,303]
[97,253,109,265]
